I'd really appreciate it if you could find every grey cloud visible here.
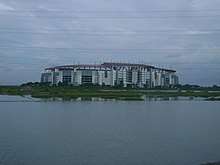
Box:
[0,0,220,85]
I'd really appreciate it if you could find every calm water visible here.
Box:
[0,95,220,165]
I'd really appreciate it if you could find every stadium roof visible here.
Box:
[46,62,176,72]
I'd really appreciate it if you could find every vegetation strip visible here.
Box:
[0,84,220,101]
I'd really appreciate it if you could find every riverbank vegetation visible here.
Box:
[0,83,220,101]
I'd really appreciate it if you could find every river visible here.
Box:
[0,95,220,165]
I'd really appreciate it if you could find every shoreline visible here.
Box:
[0,86,220,101]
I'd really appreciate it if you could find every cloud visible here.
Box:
[0,2,14,10]
[184,31,212,35]
[0,0,219,85]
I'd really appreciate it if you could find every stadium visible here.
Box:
[41,62,178,88]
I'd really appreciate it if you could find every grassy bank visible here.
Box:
[0,86,142,100]
[205,97,220,101]
[0,86,220,101]
[144,90,220,98]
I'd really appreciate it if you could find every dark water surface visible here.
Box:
[0,95,220,165]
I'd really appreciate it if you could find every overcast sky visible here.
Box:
[0,0,220,85]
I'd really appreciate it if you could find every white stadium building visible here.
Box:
[41,62,178,88]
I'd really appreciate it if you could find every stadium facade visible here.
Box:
[41,62,178,88]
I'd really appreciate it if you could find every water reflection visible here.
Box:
[39,96,204,102]
[142,95,179,101]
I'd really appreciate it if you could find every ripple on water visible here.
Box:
[0,137,17,165]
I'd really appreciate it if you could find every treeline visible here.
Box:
[20,81,220,91]
[174,84,220,91]
[21,82,51,86]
